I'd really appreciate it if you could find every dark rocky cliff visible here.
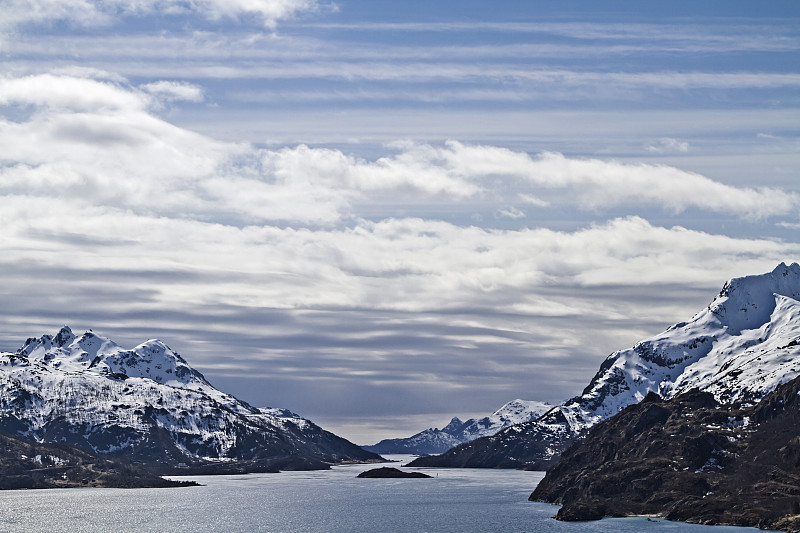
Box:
[0,430,196,489]
[530,376,800,531]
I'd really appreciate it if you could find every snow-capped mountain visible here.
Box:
[0,327,379,471]
[410,262,800,469]
[363,399,552,455]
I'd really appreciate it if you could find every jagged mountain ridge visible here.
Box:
[0,327,380,471]
[410,262,800,469]
[363,399,552,455]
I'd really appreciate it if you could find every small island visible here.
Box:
[357,467,431,478]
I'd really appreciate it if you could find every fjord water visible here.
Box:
[0,457,771,532]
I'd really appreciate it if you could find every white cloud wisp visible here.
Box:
[1,0,323,31]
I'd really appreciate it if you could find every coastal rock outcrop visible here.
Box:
[530,376,800,531]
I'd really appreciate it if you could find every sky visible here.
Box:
[1,0,799,444]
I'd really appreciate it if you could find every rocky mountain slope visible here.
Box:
[362,399,552,455]
[530,376,800,532]
[411,262,800,469]
[0,327,380,473]
[0,429,196,489]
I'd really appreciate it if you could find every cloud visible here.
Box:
[8,22,797,80]
[0,74,482,226]
[98,61,800,90]
[0,73,354,224]
[363,141,800,220]
[645,137,690,154]
[517,194,549,208]
[2,73,798,229]
[261,143,481,198]
[1,0,324,31]
[2,184,795,340]
[2,193,797,441]
[1,186,794,316]
[1,71,799,442]
[140,81,205,104]
[0,73,147,111]
[496,207,526,220]
[304,21,800,54]
[523,151,798,219]
[778,222,800,230]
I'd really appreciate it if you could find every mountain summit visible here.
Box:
[410,262,800,469]
[19,326,209,388]
[0,328,380,472]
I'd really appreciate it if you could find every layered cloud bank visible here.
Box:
[3,72,798,226]
[1,65,798,440]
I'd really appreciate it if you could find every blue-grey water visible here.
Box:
[0,456,774,532]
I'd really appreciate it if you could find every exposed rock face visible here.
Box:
[412,263,800,470]
[530,376,800,532]
[356,467,431,478]
[0,327,381,473]
[363,400,552,456]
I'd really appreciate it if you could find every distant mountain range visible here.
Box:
[362,399,552,455]
[0,327,380,473]
[411,262,800,469]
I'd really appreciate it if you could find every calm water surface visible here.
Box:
[0,456,773,532]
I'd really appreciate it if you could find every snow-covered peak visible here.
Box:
[491,399,553,424]
[17,325,78,354]
[16,328,208,389]
[441,417,465,434]
[556,263,800,434]
[665,292,800,403]
[19,328,120,371]
[410,264,800,470]
[260,407,303,419]
[98,338,210,388]
[0,327,376,465]
[53,325,76,347]
[707,262,800,334]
